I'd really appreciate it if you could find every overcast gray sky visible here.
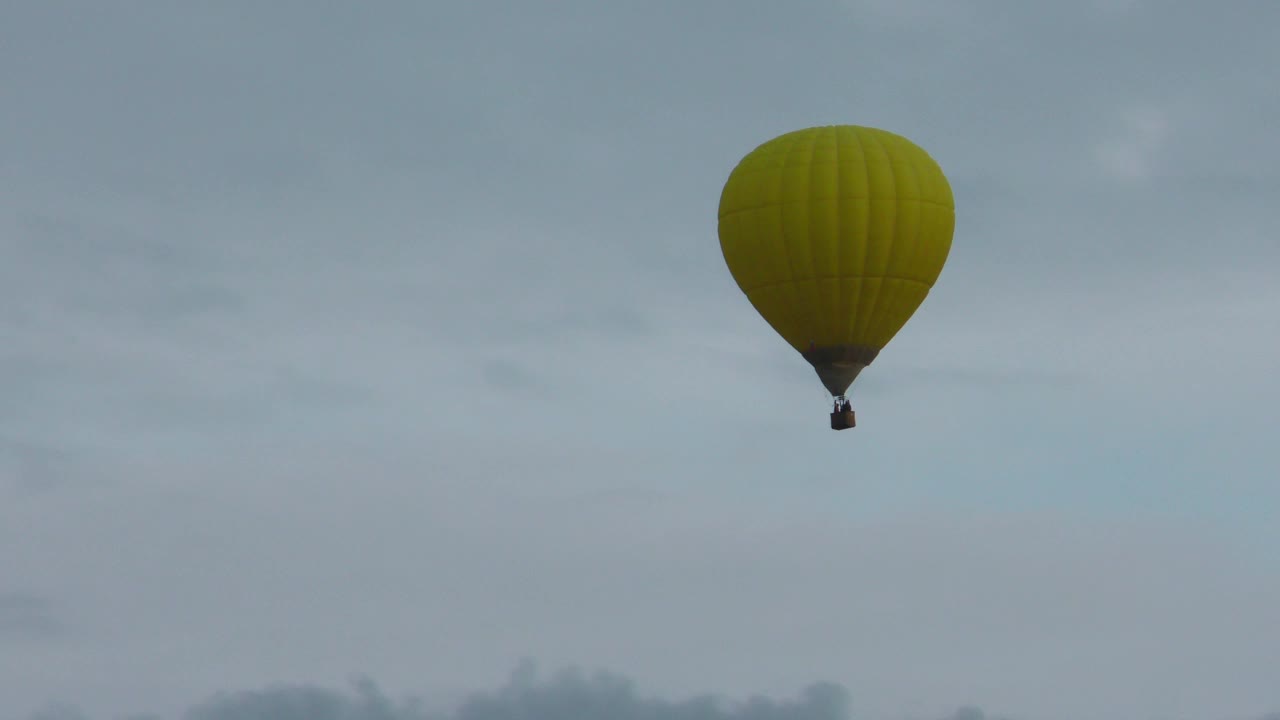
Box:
[4,2,1279,719]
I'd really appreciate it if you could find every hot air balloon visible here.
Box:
[717,125,955,430]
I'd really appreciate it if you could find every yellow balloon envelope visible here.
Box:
[717,125,955,403]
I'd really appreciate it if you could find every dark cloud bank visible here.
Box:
[22,663,1279,720]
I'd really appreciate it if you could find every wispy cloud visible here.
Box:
[1094,103,1172,181]
[0,592,65,641]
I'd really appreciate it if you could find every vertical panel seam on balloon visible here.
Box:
[873,130,899,343]
[852,126,872,344]
[870,147,920,347]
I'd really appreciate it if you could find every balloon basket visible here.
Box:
[830,409,856,430]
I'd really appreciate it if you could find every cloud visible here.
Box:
[0,440,85,494]
[1094,103,1172,181]
[5,3,1280,720]
[843,0,975,27]
[0,592,65,641]
[27,704,89,720]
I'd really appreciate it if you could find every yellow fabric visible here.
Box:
[717,125,954,356]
